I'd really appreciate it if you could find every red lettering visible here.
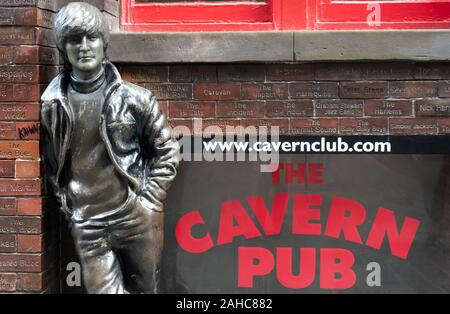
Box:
[308,163,324,184]
[247,193,289,236]
[238,247,274,288]
[175,211,214,253]
[217,200,262,245]
[292,194,322,235]
[320,248,356,289]
[365,207,420,259]
[277,248,316,289]
[324,196,366,244]
[285,163,306,184]
[271,163,284,185]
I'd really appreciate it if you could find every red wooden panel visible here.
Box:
[122,0,276,31]
[123,22,274,31]
[314,0,450,29]
[131,2,269,23]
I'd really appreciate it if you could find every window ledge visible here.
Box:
[109,30,450,63]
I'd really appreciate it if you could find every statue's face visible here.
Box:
[65,33,104,74]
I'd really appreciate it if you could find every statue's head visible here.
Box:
[54,2,110,76]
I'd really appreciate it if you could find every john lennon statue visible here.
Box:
[40,2,180,294]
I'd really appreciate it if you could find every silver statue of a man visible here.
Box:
[40,2,180,294]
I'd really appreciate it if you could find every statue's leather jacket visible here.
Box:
[40,61,180,215]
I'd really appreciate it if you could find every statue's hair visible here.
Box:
[54,2,110,57]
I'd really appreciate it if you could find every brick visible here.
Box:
[37,0,61,12]
[266,63,314,81]
[13,84,41,101]
[0,66,38,83]
[168,101,215,118]
[15,7,54,28]
[38,8,55,28]
[389,118,437,135]
[194,118,240,136]
[290,82,338,99]
[266,100,313,117]
[315,100,363,117]
[0,84,14,101]
[89,0,119,16]
[438,118,450,134]
[13,46,39,64]
[38,47,59,65]
[415,99,450,117]
[15,122,39,140]
[317,63,412,81]
[0,160,15,177]
[218,64,265,82]
[11,0,59,6]
[18,234,42,253]
[0,216,41,234]
[0,253,43,272]
[241,118,289,135]
[0,273,16,292]
[36,28,54,47]
[145,83,192,100]
[290,119,338,135]
[15,160,40,178]
[84,0,119,15]
[414,63,450,79]
[340,82,388,99]
[17,198,42,216]
[0,234,16,253]
[438,81,450,97]
[17,272,46,291]
[0,27,35,45]
[364,100,413,117]
[168,119,193,137]
[0,198,16,215]
[216,101,264,118]
[242,83,288,100]
[0,141,39,159]
[0,179,41,196]
[360,63,413,80]
[316,63,363,80]
[121,65,168,83]
[104,0,120,16]
[0,0,36,6]
[0,103,39,121]
[0,46,13,65]
[0,122,16,139]
[389,81,437,98]
[14,7,37,26]
[195,83,239,101]
[0,216,42,234]
[339,118,388,135]
[0,8,14,26]
[169,65,217,83]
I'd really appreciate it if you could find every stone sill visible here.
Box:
[109,30,450,64]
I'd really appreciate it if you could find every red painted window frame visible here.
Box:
[121,0,450,31]
[121,0,306,31]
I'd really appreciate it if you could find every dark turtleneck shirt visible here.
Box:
[67,68,128,220]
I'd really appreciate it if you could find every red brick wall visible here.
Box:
[0,0,61,294]
[119,63,450,136]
